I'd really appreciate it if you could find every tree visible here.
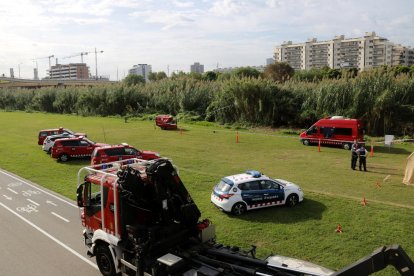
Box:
[233,67,261,79]
[156,71,167,80]
[263,62,294,82]
[203,71,218,81]
[123,74,145,86]
[149,72,168,82]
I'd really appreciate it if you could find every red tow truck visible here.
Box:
[76,159,414,276]
[155,115,177,130]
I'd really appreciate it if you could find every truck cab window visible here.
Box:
[306,126,318,135]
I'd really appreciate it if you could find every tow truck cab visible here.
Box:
[155,115,177,130]
[76,159,206,275]
[299,116,364,150]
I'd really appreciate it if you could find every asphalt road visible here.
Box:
[0,168,100,276]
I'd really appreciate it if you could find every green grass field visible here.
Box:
[1,111,413,275]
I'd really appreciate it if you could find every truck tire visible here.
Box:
[95,244,117,276]
[286,194,299,207]
[343,143,351,150]
[231,202,247,216]
[59,154,69,162]
[302,139,310,146]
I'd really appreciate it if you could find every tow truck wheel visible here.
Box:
[231,202,246,216]
[286,194,299,207]
[95,244,117,276]
[302,139,310,146]
[59,154,69,162]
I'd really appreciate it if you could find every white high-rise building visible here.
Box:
[128,64,152,82]
[274,32,413,71]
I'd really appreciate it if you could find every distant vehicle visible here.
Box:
[38,127,86,145]
[91,143,160,165]
[211,170,304,215]
[155,115,177,130]
[51,137,107,162]
[42,133,75,153]
[299,116,364,150]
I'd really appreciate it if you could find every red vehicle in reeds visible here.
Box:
[155,115,177,130]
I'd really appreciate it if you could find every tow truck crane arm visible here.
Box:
[334,244,414,276]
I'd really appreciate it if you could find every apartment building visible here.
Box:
[190,62,204,74]
[274,32,413,71]
[48,63,90,79]
[128,64,152,82]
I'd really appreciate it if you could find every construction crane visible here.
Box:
[62,52,89,63]
[32,55,55,68]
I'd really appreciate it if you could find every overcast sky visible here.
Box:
[1,0,413,80]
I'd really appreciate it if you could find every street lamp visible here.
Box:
[94,48,104,80]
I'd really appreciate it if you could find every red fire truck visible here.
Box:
[299,116,365,150]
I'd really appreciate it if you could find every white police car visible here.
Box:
[211,170,304,215]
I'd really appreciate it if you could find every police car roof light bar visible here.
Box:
[245,170,261,178]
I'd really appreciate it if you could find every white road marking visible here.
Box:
[27,198,40,206]
[7,188,18,194]
[46,200,58,206]
[22,190,41,197]
[8,182,22,187]
[0,201,97,270]
[3,195,12,200]
[16,204,38,213]
[51,212,70,223]
[0,170,78,208]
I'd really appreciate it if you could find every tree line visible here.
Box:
[0,64,413,136]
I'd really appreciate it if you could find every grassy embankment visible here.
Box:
[0,111,413,275]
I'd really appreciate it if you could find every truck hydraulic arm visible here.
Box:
[333,244,414,276]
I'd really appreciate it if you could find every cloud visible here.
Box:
[171,0,194,8]
[209,0,242,16]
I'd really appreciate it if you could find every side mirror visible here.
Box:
[76,184,84,207]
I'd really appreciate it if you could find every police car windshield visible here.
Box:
[217,180,232,192]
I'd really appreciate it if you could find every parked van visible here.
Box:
[299,116,364,150]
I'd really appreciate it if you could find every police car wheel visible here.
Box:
[59,154,69,162]
[302,140,310,146]
[286,194,299,207]
[343,143,351,150]
[231,203,246,216]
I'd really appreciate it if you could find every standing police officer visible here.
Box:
[351,140,359,170]
[358,144,368,171]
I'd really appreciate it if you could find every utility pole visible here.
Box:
[18,63,22,78]
[94,48,104,80]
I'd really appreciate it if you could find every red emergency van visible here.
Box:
[299,116,364,150]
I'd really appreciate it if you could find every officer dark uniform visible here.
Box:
[351,141,359,170]
[358,145,368,171]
